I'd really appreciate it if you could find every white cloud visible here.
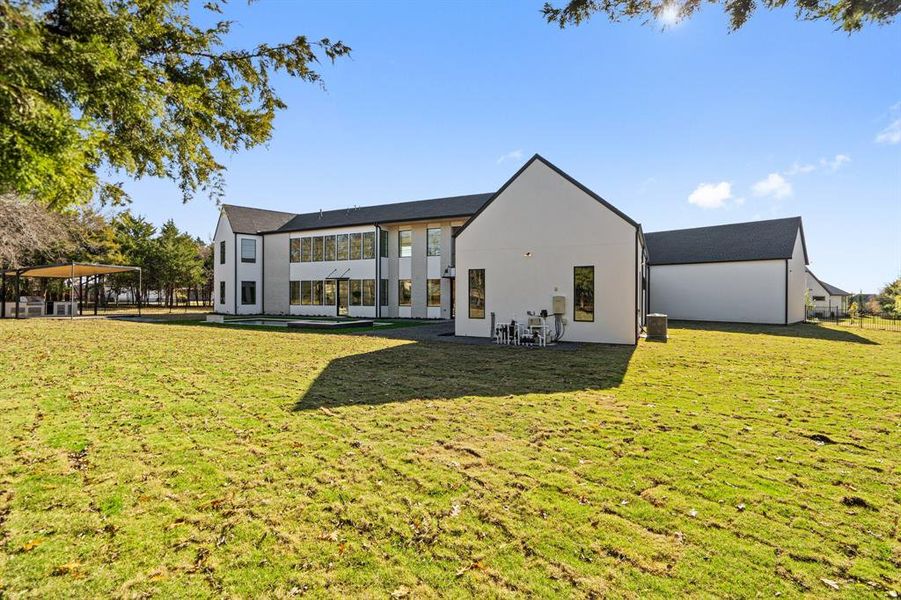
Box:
[820,154,851,171]
[688,181,732,209]
[785,162,816,176]
[875,119,901,145]
[752,173,792,199]
[733,196,746,206]
[496,149,524,164]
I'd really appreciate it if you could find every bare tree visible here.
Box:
[0,194,73,269]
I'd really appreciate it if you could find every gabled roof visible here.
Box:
[806,268,851,296]
[221,205,296,235]
[646,217,808,266]
[454,154,640,238]
[270,193,492,234]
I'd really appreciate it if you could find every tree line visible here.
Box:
[0,195,212,308]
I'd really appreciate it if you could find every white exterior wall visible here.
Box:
[213,214,235,314]
[786,231,806,324]
[264,233,290,315]
[235,233,263,315]
[288,225,378,318]
[806,272,848,315]
[454,159,639,344]
[649,260,786,324]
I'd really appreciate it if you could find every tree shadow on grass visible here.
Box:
[293,341,635,411]
[670,320,879,345]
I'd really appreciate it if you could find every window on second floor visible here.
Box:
[362,232,375,259]
[219,240,226,264]
[379,230,389,258]
[241,239,256,263]
[398,230,412,258]
[290,238,301,263]
[427,228,441,257]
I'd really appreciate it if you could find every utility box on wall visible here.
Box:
[552,295,566,315]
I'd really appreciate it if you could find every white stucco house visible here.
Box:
[805,269,851,316]
[213,154,816,343]
[644,217,809,325]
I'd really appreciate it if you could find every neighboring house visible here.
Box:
[805,269,851,316]
[213,154,815,342]
[645,218,809,325]
[454,155,646,344]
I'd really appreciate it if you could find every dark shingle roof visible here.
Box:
[646,217,807,266]
[807,269,851,296]
[221,205,296,234]
[269,193,493,233]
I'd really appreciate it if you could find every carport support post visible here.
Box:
[93,275,99,316]
[14,271,20,319]
[137,269,142,316]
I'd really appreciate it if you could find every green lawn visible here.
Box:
[0,319,898,598]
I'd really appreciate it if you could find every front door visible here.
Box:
[337,280,349,316]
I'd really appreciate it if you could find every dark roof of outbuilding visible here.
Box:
[646,216,808,266]
[221,205,296,235]
[806,269,851,296]
[271,193,493,233]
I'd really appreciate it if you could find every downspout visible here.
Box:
[784,259,789,325]
[375,225,381,319]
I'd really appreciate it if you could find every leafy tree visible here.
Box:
[875,277,901,315]
[541,0,899,32]
[0,0,350,209]
[155,220,204,307]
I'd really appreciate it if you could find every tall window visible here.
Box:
[290,281,301,305]
[290,238,301,263]
[573,266,595,322]
[398,279,412,306]
[312,236,324,262]
[336,234,349,261]
[380,230,389,258]
[380,279,389,306]
[350,280,362,305]
[427,228,441,257]
[219,281,225,304]
[301,281,312,305]
[468,269,485,319]
[312,280,324,305]
[362,232,375,259]
[241,239,256,263]
[219,240,226,264]
[427,279,441,307]
[324,280,336,306]
[350,233,363,260]
[324,235,336,261]
[241,281,256,305]
[398,230,412,258]
[362,279,375,306]
[301,238,312,262]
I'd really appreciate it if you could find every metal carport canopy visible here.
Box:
[2,262,140,278]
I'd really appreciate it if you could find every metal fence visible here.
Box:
[806,307,901,332]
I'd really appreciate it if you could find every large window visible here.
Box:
[362,232,375,259]
[312,280,324,305]
[812,295,826,302]
[241,239,256,263]
[219,281,225,304]
[290,281,301,305]
[290,238,301,263]
[427,279,441,307]
[380,279,389,306]
[362,279,375,306]
[398,279,412,306]
[324,235,336,261]
[468,269,485,319]
[350,233,363,260]
[380,230,389,258]
[301,281,312,305]
[427,228,441,257]
[350,279,362,306]
[241,281,256,305]
[219,240,226,264]
[573,266,595,322]
[398,230,412,258]
[312,236,324,262]
[336,234,349,261]
[301,237,312,262]
[324,280,336,306]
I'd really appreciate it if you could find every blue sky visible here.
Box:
[122,1,900,292]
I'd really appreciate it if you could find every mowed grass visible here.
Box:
[0,319,898,598]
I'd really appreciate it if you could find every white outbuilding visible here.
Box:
[805,269,851,316]
[645,217,809,325]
